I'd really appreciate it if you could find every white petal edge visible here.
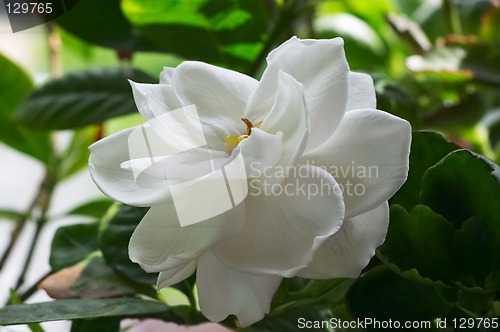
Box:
[157,259,197,290]
[346,72,376,112]
[260,71,308,169]
[246,36,349,151]
[129,80,182,121]
[129,202,245,273]
[172,61,259,151]
[298,201,389,279]
[212,164,345,277]
[197,251,282,327]
[302,109,411,218]
[89,127,172,207]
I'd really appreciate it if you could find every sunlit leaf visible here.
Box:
[0,53,51,162]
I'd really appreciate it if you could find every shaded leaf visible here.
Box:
[50,222,99,271]
[420,149,500,234]
[0,298,170,325]
[56,0,158,52]
[452,217,500,289]
[69,255,136,298]
[15,67,155,130]
[347,267,453,324]
[98,204,156,286]
[379,205,456,283]
[65,199,114,219]
[390,131,459,210]
[71,317,120,332]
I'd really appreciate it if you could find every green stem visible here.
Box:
[443,0,463,35]
[12,170,55,295]
[0,190,40,271]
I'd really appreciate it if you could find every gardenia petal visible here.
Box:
[302,109,411,218]
[129,81,182,121]
[236,128,283,179]
[246,36,349,151]
[89,127,172,207]
[172,62,259,151]
[129,202,245,273]
[260,71,308,169]
[157,259,197,289]
[197,251,282,327]
[212,164,344,277]
[159,67,174,84]
[298,201,389,279]
[346,72,376,111]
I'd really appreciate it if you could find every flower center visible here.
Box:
[224,118,262,155]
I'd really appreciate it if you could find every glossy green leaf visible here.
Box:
[0,53,51,162]
[390,131,459,210]
[70,317,120,332]
[0,298,170,325]
[121,0,267,67]
[56,0,158,52]
[347,267,453,323]
[99,204,156,286]
[50,222,100,271]
[15,67,155,130]
[452,217,500,289]
[379,205,456,283]
[420,149,500,234]
[64,199,114,219]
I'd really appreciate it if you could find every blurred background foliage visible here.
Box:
[0,0,499,331]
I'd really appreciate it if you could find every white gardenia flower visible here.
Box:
[89,37,411,327]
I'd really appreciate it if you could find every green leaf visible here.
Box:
[250,306,334,332]
[64,199,114,219]
[56,0,158,52]
[347,267,453,323]
[0,53,51,162]
[0,298,170,325]
[452,217,500,289]
[99,204,156,286]
[50,222,100,271]
[58,127,101,179]
[390,131,459,210]
[69,255,136,298]
[121,0,267,67]
[0,209,24,221]
[15,67,155,130]
[8,290,44,332]
[70,317,120,332]
[374,78,420,126]
[420,149,500,235]
[379,205,456,283]
[408,44,500,86]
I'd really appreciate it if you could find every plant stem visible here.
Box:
[0,190,39,271]
[443,0,463,35]
[13,170,54,292]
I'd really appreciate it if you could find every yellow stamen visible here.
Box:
[224,118,262,154]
